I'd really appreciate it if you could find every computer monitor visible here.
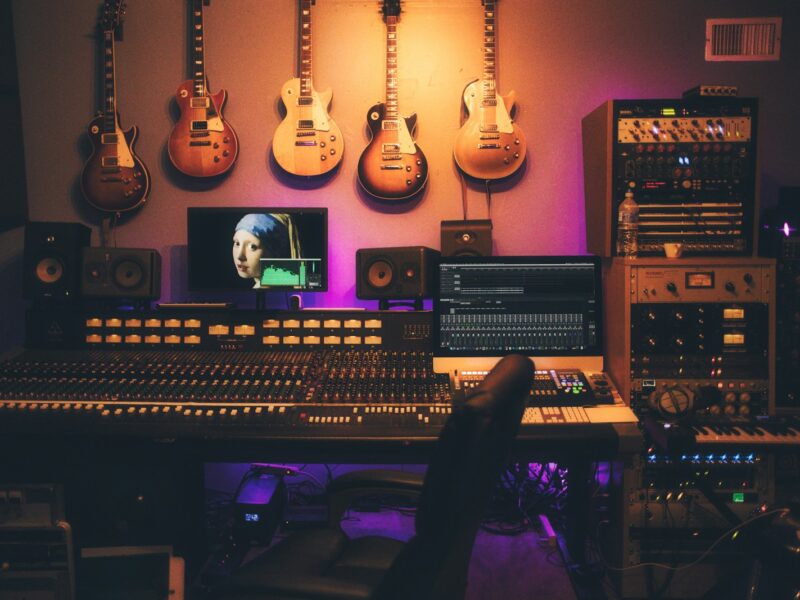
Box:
[187,207,327,292]
[433,255,603,372]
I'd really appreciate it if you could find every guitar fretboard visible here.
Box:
[482,1,497,107]
[385,16,399,121]
[102,31,117,133]
[298,0,313,98]
[191,0,206,97]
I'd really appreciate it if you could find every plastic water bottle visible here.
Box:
[616,190,639,256]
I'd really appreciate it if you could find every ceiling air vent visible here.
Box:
[705,17,782,61]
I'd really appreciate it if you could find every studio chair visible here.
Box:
[212,354,534,600]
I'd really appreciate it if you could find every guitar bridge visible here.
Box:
[296,131,315,137]
[190,141,211,146]
[295,141,317,147]
[297,120,314,129]
[381,165,404,170]
[478,144,502,149]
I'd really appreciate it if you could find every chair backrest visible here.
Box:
[377,354,534,600]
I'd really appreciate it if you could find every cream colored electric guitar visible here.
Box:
[453,0,526,180]
[272,0,343,176]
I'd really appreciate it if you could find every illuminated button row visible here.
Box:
[86,318,202,329]
[87,334,202,344]
[262,319,382,329]
[262,335,382,345]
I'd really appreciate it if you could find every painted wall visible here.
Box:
[4,0,800,348]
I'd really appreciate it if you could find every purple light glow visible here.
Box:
[784,222,791,236]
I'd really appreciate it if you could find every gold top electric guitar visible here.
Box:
[357,0,428,202]
[453,0,526,180]
[272,0,343,176]
[168,0,239,177]
[81,0,150,213]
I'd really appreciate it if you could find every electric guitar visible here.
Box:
[272,0,343,176]
[357,0,428,202]
[168,0,239,177]
[81,0,150,213]
[453,0,526,180]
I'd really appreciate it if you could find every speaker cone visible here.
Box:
[367,260,394,289]
[35,257,64,284]
[113,259,144,289]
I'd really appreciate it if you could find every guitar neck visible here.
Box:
[101,30,117,133]
[190,0,206,96]
[385,15,399,120]
[298,0,313,100]
[482,1,497,107]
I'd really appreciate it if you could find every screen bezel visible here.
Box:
[433,255,603,358]
[187,206,328,293]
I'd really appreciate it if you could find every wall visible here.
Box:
[4,0,800,339]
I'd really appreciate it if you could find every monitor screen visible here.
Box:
[434,256,602,357]
[187,207,327,292]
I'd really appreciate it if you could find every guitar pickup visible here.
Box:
[295,141,317,147]
[101,156,119,167]
[101,133,119,144]
[480,125,499,133]
[297,97,314,106]
[191,121,208,131]
[382,121,399,131]
[297,120,314,129]
[381,165,404,170]
[382,143,401,153]
[190,97,210,109]
[478,144,501,149]
[190,141,212,146]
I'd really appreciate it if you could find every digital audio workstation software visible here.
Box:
[434,256,602,358]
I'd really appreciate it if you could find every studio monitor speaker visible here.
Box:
[356,246,439,300]
[81,247,161,299]
[24,221,91,301]
[440,219,493,256]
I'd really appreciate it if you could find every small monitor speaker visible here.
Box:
[356,246,439,300]
[81,248,161,299]
[24,221,91,301]
[440,219,493,256]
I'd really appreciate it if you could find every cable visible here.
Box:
[601,508,788,573]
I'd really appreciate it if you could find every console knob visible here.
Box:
[743,273,754,285]
[725,281,736,293]
[666,282,677,293]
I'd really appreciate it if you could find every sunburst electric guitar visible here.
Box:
[168,0,239,177]
[357,0,428,202]
[453,0,526,180]
[272,0,343,176]
[81,0,150,213]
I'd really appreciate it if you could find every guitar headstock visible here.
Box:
[381,0,401,20]
[100,0,126,32]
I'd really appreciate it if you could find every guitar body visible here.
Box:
[272,77,344,176]
[453,79,527,180]
[168,80,239,177]
[357,103,428,201]
[81,114,150,213]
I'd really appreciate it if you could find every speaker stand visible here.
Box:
[378,299,423,311]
